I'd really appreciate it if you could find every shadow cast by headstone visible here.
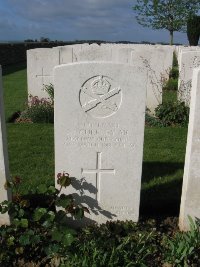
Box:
[142,161,184,183]
[140,173,183,218]
[70,177,117,226]
[2,62,26,76]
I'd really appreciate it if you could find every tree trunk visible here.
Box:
[169,30,174,45]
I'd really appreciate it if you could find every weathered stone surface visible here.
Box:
[112,47,135,64]
[56,46,73,64]
[131,46,173,113]
[178,51,200,106]
[76,43,112,62]
[154,46,174,80]
[179,67,200,231]
[27,48,59,98]
[0,66,11,225]
[54,62,147,225]
[177,46,200,65]
[54,44,89,64]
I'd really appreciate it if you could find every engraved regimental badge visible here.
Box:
[79,76,122,118]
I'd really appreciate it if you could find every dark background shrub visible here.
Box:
[155,102,189,127]
[169,67,179,80]
[187,15,200,46]
[172,52,178,68]
[19,104,54,123]
[145,112,164,127]
[17,96,54,123]
[163,52,178,91]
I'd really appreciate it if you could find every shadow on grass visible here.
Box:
[140,161,183,218]
[142,161,184,183]
[2,62,26,75]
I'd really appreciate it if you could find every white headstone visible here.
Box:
[112,47,135,64]
[131,46,173,113]
[27,48,60,99]
[177,46,200,66]
[56,44,91,62]
[53,44,86,65]
[179,67,200,230]
[59,44,139,65]
[155,46,174,80]
[0,66,11,225]
[27,44,91,99]
[54,62,147,225]
[178,51,200,106]
[76,44,112,62]
[57,46,73,64]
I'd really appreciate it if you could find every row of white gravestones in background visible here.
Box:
[27,43,174,114]
[27,44,200,110]
[1,53,200,230]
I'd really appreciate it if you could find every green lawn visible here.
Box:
[141,127,187,217]
[2,64,188,218]
[7,123,54,192]
[2,63,27,121]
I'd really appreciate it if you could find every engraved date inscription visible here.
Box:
[65,122,135,149]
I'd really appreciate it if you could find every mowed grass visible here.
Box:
[141,127,187,217]
[2,62,27,121]
[7,123,54,192]
[3,64,188,217]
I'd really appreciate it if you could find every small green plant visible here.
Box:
[145,110,164,127]
[163,53,179,92]
[163,217,200,266]
[169,67,179,80]
[17,95,54,123]
[155,101,189,127]
[17,84,55,123]
[164,79,178,91]
[173,52,178,68]
[65,220,161,266]
[0,173,89,266]
[43,83,54,103]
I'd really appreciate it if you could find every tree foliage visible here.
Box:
[133,0,200,44]
[187,15,200,46]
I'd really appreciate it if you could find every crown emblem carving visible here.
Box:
[91,76,111,95]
